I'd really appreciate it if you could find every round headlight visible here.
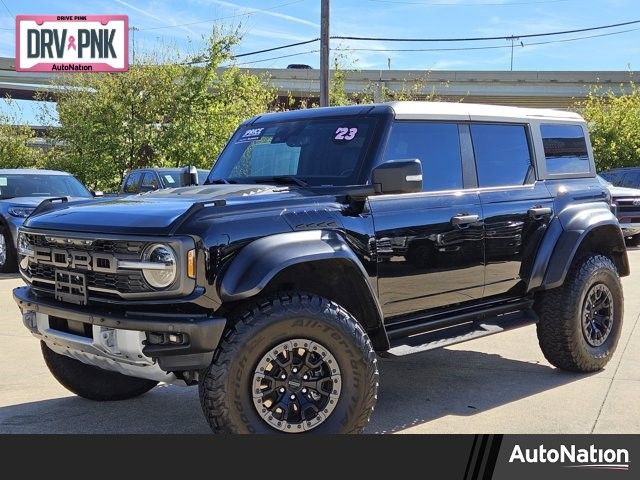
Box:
[142,244,177,289]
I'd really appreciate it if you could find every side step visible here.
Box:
[386,309,538,357]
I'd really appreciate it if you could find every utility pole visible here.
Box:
[320,0,330,107]
[130,26,139,65]
[509,36,521,71]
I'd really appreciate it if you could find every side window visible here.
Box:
[383,122,463,191]
[141,172,160,191]
[541,124,590,175]
[123,171,142,193]
[470,124,532,188]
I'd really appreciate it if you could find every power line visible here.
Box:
[234,38,319,59]
[365,0,570,5]
[333,27,640,53]
[332,18,640,42]
[137,0,306,32]
[188,38,320,64]
[0,0,14,18]
[233,49,320,66]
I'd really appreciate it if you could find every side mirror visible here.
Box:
[92,190,104,197]
[182,166,199,186]
[372,159,423,194]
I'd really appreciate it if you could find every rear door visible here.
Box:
[372,121,485,319]
[470,123,553,299]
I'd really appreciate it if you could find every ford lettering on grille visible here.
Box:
[33,246,117,273]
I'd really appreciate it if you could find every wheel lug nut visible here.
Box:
[290,394,296,400]
[303,374,308,380]
[281,374,286,380]
[302,388,307,394]
[279,387,285,393]
[292,367,298,373]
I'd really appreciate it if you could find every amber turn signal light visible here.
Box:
[187,250,196,279]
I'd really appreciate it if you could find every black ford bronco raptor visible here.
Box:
[14,102,628,434]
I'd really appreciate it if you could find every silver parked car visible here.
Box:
[0,169,93,272]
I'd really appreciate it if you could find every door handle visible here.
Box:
[451,214,480,227]
[528,207,552,219]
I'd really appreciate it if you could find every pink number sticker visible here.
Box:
[334,127,358,141]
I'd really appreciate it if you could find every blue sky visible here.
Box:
[1,0,639,71]
[1,0,639,123]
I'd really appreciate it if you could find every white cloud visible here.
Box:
[197,0,318,28]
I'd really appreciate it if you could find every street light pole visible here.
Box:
[320,0,330,107]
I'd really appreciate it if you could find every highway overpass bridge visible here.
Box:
[0,56,637,111]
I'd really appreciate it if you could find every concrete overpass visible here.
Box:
[1,56,637,109]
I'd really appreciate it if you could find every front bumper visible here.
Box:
[618,222,640,237]
[14,286,226,371]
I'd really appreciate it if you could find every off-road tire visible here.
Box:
[199,292,379,434]
[41,342,158,401]
[535,254,623,372]
[0,225,17,273]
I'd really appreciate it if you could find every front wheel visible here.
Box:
[0,226,17,273]
[535,255,623,372]
[41,342,158,401]
[199,292,379,434]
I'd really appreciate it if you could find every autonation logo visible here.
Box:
[509,444,630,471]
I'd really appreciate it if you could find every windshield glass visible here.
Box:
[209,117,378,186]
[0,174,92,199]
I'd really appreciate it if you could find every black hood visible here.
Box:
[23,184,304,235]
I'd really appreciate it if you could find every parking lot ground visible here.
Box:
[1,250,639,434]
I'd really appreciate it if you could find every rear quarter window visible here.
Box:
[541,124,590,175]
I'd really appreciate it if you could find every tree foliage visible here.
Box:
[39,31,276,190]
[328,54,441,106]
[580,82,640,172]
[0,101,43,169]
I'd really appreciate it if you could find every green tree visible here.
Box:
[39,30,275,191]
[329,53,443,106]
[580,82,640,172]
[0,102,42,169]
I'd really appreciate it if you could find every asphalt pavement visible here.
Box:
[1,250,639,434]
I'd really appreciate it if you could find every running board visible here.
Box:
[385,309,538,357]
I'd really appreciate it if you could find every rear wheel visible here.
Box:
[199,292,379,434]
[0,226,17,273]
[41,342,158,401]
[535,255,623,372]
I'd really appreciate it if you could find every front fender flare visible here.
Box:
[219,230,374,302]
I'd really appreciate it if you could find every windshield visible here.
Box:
[597,175,612,187]
[209,117,378,186]
[160,170,210,187]
[0,174,92,199]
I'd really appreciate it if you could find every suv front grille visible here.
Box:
[27,263,151,294]
[23,233,146,256]
[615,198,640,222]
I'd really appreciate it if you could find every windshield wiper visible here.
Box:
[261,176,309,187]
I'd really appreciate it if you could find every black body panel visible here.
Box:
[15,104,628,365]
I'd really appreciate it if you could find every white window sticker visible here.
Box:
[0,177,6,186]
[164,175,175,184]
[334,127,358,141]
[237,127,265,143]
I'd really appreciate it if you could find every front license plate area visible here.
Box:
[55,270,87,305]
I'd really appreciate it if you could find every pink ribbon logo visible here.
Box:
[67,35,77,50]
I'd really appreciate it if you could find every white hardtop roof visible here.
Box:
[387,101,585,122]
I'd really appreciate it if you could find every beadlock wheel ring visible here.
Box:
[251,338,342,433]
